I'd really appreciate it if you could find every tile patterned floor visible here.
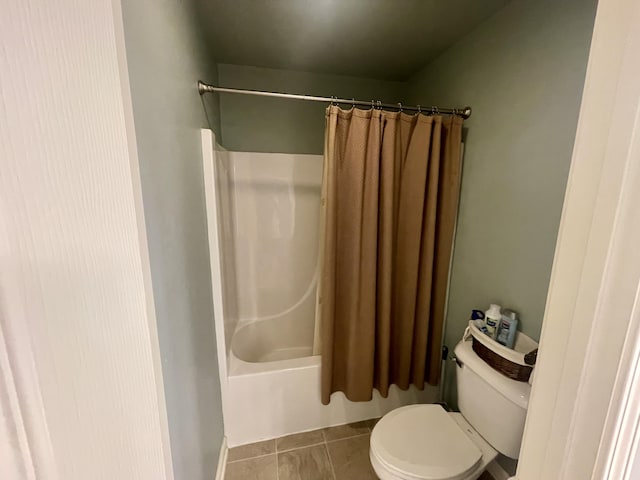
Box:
[225,419,377,480]
[225,419,496,480]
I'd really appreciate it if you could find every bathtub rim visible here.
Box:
[228,347,320,376]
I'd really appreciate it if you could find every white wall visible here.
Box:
[408,0,597,349]
[206,149,323,364]
[230,152,322,323]
[118,1,224,479]
[217,64,406,154]
[0,0,171,478]
[209,144,239,358]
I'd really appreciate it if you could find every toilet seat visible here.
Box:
[370,405,484,480]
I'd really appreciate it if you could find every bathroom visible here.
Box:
[11,0,634,479]
[123,0,598,478]
[10,0,640,480]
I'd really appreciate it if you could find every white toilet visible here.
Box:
[370,338,531,480]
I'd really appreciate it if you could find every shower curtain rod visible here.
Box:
[198,81,472,119]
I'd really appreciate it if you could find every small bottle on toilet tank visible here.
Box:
[497,309,519,349]
[484,304,502,339]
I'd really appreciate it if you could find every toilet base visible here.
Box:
[370,449,488,480]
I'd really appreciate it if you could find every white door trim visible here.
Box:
[516,0,640,478]
[587,8,640,474]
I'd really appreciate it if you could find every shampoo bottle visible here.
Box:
[484,304,502,339]
[497,309,519,348]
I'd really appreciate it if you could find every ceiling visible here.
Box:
[194,0,510,81]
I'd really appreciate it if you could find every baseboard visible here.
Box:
[486,459,511,480]
[215,437,228,480]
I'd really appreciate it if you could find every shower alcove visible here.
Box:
[202,130,437,447]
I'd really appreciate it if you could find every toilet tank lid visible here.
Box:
[455,340,531,410]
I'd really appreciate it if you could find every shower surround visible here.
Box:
[202,130,435,447]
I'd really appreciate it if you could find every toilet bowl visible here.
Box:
[370,339,531,480]
[370,405,496,480]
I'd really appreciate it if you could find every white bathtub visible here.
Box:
[202,129,437,447]
[231,315,313,365]
[226,338,436,447]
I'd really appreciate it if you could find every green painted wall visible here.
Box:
[407,0,597,406]
[217,63,406,154]
[120,1,223,479]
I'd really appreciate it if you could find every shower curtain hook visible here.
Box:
[417,104,422,113]
[351,98,356,108]
[398,102,403,112]
[371,99,375,110]
[377,100,382,110]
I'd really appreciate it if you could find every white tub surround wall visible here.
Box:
[231,313,313,364]
[202,130,232,439]
[231,151,322,332]
[213,144,239,356]
[204,143,321,368]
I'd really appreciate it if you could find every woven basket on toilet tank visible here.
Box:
[467,320,538,382]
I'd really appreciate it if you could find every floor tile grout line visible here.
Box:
[227,452,276,464]
[277,441,325,454]
[227,439,276,463]
[324,431,371,444]
[324,442,337,480]
[274,438,279,480]
[324,429,372,444]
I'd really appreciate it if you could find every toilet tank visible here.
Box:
[454,340,531,459]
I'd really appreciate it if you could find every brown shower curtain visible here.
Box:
[318,106,463,405]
